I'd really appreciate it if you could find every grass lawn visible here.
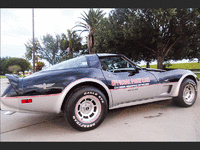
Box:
[0,75,25,78]
[0,76,6,78]
[196,73,200,78]
[141,62,200,70]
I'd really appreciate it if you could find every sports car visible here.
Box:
[1,53,199,131]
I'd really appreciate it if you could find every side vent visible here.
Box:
[167,85,173,93]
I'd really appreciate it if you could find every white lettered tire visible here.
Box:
[173,78,197,107]
[63,86,108,131]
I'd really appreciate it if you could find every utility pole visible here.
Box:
[32,8,36,73]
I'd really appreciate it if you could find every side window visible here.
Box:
[100,56,135,71]
[45,56,88,71]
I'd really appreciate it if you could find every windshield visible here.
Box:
[44,56,88,71]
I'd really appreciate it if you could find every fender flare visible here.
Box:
[54,78,113,113]
[170,73,198,97]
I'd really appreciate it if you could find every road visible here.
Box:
[1,78,200,141]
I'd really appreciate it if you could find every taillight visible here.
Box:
[21,99,32,104]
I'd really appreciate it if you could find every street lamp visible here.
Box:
[32,8,36,73]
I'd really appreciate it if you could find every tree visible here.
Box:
[59,30,82,62]
[25,38,41,60]
[7,65,21,74]
[66,29,82,58]
[1,57,31,75]
[80,43,89,54]
[59,33,70,62]
[94,9,156,64]
[132,8,200,69]
[25,31,82,65]
[95,8,200,69]
[181,9,200,63]
[0,57,9,75]
[39,33,61,65]
[75,8,106,54]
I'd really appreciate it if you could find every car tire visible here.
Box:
[173,78,197,107]
[63,86,108,131]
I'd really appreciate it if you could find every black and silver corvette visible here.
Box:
[1,54,199,131]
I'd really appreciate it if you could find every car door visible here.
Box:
[99,56,159,107]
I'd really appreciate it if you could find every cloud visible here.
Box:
[1,8,112,58]
[33,9,90,38]
[2,9,32,36]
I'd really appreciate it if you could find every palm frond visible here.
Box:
[83,11,90,21]
[76,21,87,26]
[79,15,87,22]
[74,29,88,32]
[74,8,106,39]
[74,25,85,29]
[79,29,89,36]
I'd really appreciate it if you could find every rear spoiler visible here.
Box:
[5,74,23,94]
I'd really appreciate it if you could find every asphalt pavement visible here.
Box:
[1,78,200,141]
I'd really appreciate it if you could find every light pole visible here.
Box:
[32,8,36,73]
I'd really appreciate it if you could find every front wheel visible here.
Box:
[173,78,197,107]
[63,86,108,131]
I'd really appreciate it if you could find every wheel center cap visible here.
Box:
[81,103,91,114]
[86,107,90,111]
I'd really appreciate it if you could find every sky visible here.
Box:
[1,8,112,66]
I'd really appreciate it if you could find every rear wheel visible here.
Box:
[63,86,108,131]
[173,79,197,107]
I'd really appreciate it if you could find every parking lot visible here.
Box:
[1,78,200,141]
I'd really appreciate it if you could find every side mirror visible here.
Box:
[128,68,139,76]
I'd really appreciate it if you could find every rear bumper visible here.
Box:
[1,94,62,114]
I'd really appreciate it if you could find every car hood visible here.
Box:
[145,69,196,83]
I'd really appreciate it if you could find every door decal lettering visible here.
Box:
[112,77,150,86]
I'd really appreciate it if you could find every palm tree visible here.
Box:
[67,29,82,58]
[74,8,106,54]
[60,29,82,59]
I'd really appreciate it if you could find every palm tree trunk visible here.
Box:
[69,47,73,58]
[87,33,95,54]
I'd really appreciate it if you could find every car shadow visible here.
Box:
[38,100,177,130]
[1,99,179,136]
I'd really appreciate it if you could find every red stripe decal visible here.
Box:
[2,93,61,99]
[110,82,178,91]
